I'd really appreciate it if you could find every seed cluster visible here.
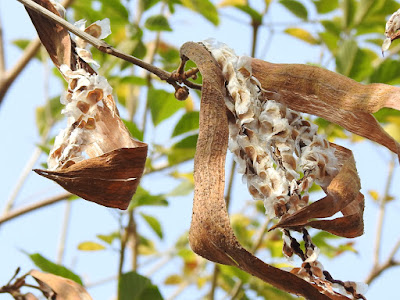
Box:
[203,40,338,219]
[203,40,365,299]
[47,16,123,171]
[48,66,116,170]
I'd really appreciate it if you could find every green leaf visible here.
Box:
[77,241,106,251]
[279,0,308,20]
[130,186,169,209]
[341,0,357,29]
[164,274,183,285]
[181,0,219,25]
[370,59,400,85]
[219,265,251,283]
[148,88,185,126]
[172,111,199,137]
[142,0,161,11]
[167,180,194,196]
[145,15,172,31]
[319,31,339,53]
[118,271,163,300]
[140,213,163,239]
[123,119,144,141]
[312,0,338,14]
[235,5,263,23]
[36,96,64,136]
[138,235,157,255]
[374,108,400,123]
[284,28,319,45]
[355,0,376,25]
[12,39,43,60]
[28,253,83,285]
[99,0,129,24]
[97,232,120,245]
[335,39,358,77]
[311,231,356,258]
[347,48,377,82]
[168,134,198,164]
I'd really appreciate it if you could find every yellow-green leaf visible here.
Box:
[368,190,379,201]
[284,28,319,45]
[164,274,183,285]
[78,241,106,251]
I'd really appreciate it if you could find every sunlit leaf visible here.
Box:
[335,39,357,77]
[368,190,379,201]
[164,274,182,285]
[341,0,357,29]
[218,0,246,6]
[140,213,163,239]
[129,186,168,209]
[219,265,251,283]
[370,59,400,85]
[36,96,64,136]
[97,232,120,245]
[77,241,106,251]
[12,39,43,60]
[118,271,163,300]
[172,111,199,137]
[384,122,400,142]
[348,48,377,81]
[279,0,308,20]
[148,88,185,126]
[284,28,319,45]
[234,5,263,23]
[123,119,144,141]
[168,134,198,164]
[312,0,338,14]
[145,15,172,31]
[181,0,219,25]
[28,253,83,285]
[355,0,376,25]
[138,235,157,255]
[167,180,194,196]
[142,0,161,10]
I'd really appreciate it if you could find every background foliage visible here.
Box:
[1,0,400,299]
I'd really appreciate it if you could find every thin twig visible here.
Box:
[365,153,397,285]
[129,210,139,271]
[17,0,172,81]
[372,154,396,268]
[57,200,72,264]
[0,12,6,76]
[4,146,44,214]
[0,192,72,225]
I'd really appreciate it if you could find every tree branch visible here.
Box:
[17,0,172,82]
[0,192,72,225]
[372,155,396,268]
[365,153,398,285]
[0,13,6,76]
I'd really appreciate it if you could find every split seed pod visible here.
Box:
[26,0,147,209]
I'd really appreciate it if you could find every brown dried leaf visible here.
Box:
[271,143,365,238]
[251,59,400,162]
[180,42,347,300]
[34,145,147,210]
[30,270,92,300]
